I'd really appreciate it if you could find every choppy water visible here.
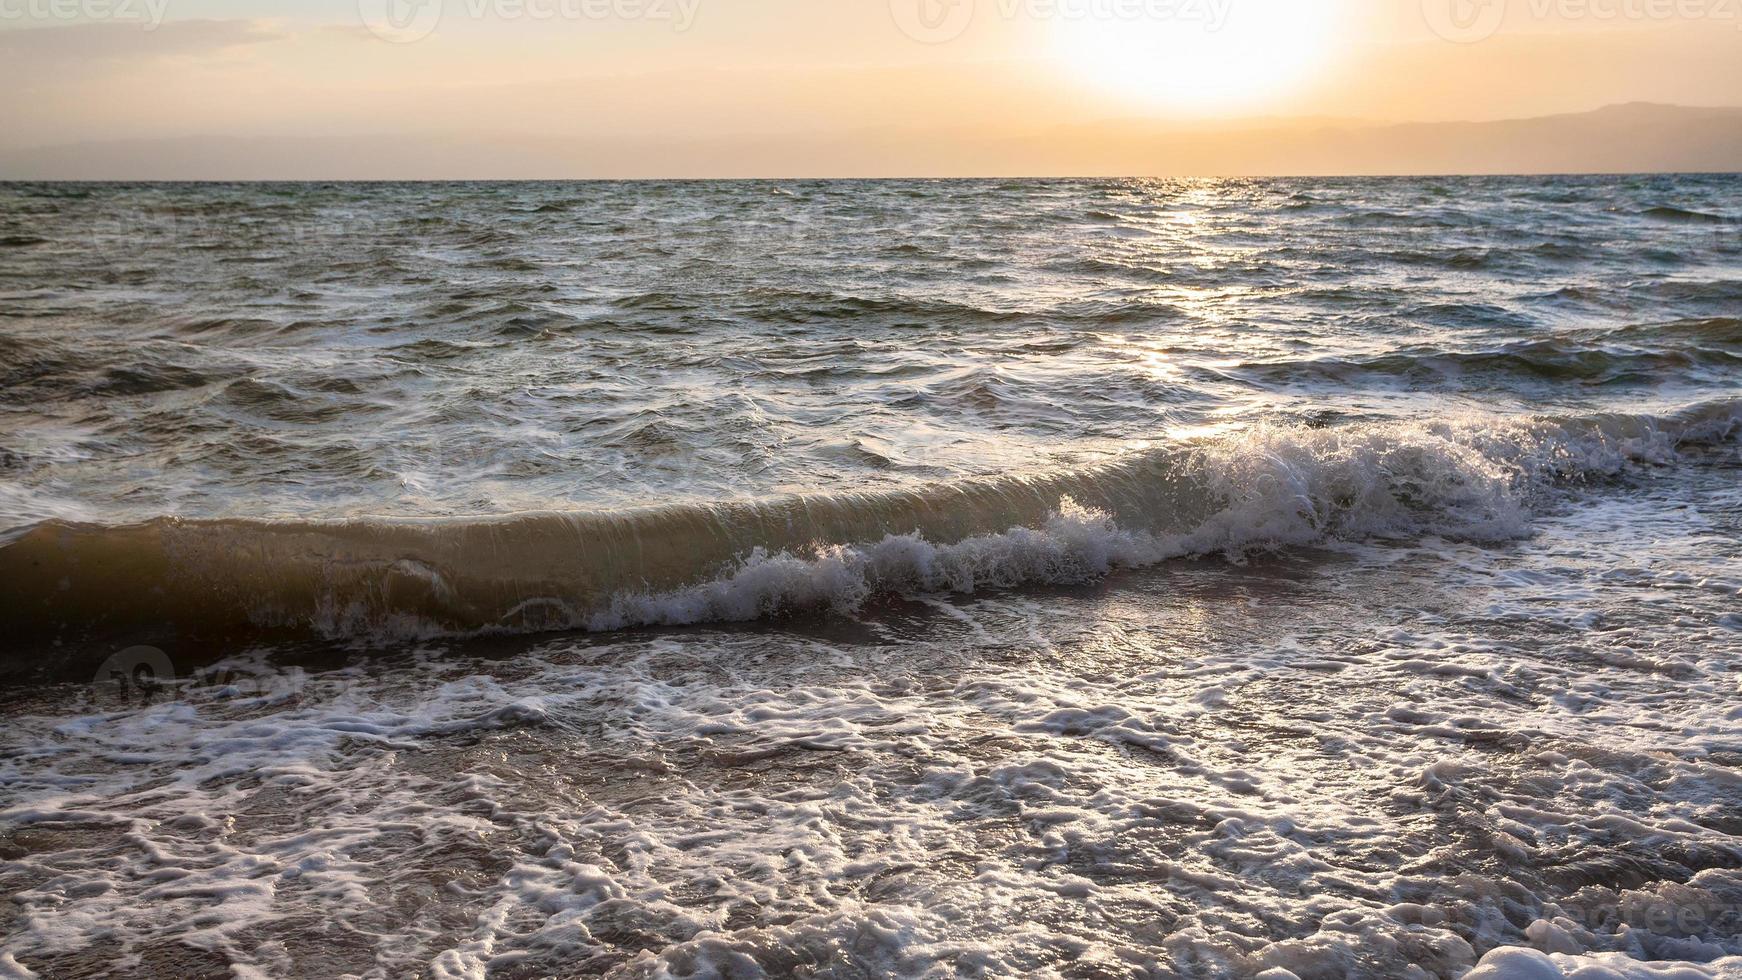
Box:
[1,176,1739,979]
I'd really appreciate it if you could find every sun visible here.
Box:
[1049,0,1348,114]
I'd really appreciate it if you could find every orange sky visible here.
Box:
[1,0,1739,173]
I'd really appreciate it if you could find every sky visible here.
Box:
[2,0,1740,175]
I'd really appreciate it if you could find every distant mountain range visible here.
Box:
[4,103,1740,179]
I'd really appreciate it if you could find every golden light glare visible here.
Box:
[1049,0,1348,113]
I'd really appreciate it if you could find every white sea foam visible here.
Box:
[1466,947,1741,979]
[581,403,1741,633]
[2,466,1739,977]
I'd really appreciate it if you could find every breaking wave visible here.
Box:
[3,400,1737,676]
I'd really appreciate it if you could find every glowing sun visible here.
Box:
[1050,0,1347,113]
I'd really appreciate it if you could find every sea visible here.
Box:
[0,176,1739,979]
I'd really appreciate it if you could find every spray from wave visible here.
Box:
[2,401,1735,676]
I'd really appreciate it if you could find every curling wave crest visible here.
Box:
[3,400,1735,673]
